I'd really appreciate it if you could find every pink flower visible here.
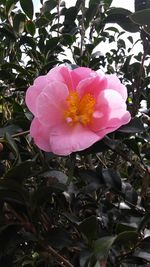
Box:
[25,65,131,155]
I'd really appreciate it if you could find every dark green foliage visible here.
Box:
[135,0,150,11]
[0,0,149,267]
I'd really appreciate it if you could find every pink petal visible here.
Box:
[30,118,51,152]
[96,114,130,138]
[71,67,95,89]
[105,74,127,100]
[49,123,100,155]
[97,89,130,129]
[103,89,130,126]
[25,75,49,115]
[36,81,69,127]
[77,75,107,99]
[89,89,130,132]
[47,65,73,91]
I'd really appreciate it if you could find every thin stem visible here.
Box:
[57,0,60,37]
[0,130,30,142]
[43,244,74,267]
[80,0,85,59]
[132,30,150,116]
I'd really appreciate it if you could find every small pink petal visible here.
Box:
[25,75,49,115]
[105,74,127,100]
[96,114,130,138]
[77,75,107,99]
[98,89,131,129]
[103,89,128,124]
[30,118,51,152]
[47,65,73,91]
[71,67,95,89]
[37,81,69,127]
[49,123,100,155]
[89,89,130,132]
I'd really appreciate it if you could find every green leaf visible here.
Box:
[78,216,98,242]
[115,231,138,249]
[0,178,28,205]
[102,168,122,191]
[1,63,32,78]
[64,7,78,21]
[144,25,150,35]
[0,125,22,137]
[13,13,26,34]
[20,35,36,49]
[104,0,113,8]
[40,170,68,184]
[36,16,49,27]
[124,138,141,157]
[20,0,34,20]
[116,223,137,234]
[135,0,150,11]
[85,4,98,25]
[0,24,16,40]
[25,20,36,36]
[0,0,6,5]
[93,236,116,260]
[138,212,150,232]
[6,0,18,16]
[5,132,21,164]
[89,0,100,5]
[105,8,139,32]
[41,0,57,13]
[130,9,150,26]
[118,117,145,133]
[5,160,35,182]
[45,228,72,249]
[32,183,67,209]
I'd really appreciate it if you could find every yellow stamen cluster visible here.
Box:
[64,92,96,126]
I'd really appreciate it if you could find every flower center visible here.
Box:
[64,92,96,126]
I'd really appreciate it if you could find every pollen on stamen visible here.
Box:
[64,91,96,126]
[66,117,73,123]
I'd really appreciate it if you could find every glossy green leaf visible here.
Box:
[40,170,68,184]
[5,132,21,164]
[5,160,35,182]
[135,0,150,11]
[102,168,122,191]
[0,178,28,205]
[124,138,141,157]
[130,9,150,26]
[25,20,36,36]
[20,0,34,19]
[115,231,139,249]
[41,0,57,13]
[0,125,22,137]
[118,117,145,133]
[93,236,116,260]
[138,212,150,232]
[13,13,26,34]
[116,223,137,234]
[78,216,98,242]
[0,24,16,40]
[45,228,72,249]
[1,63,32,78]
[6,0,18,15]
[104,0,113,7]
[105,8,139,32]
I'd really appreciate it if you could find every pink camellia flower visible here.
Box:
[25,65,131,155]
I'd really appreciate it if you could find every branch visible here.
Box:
[80,0,85,58]
[42,244,74,267]
[0,130,30,142]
